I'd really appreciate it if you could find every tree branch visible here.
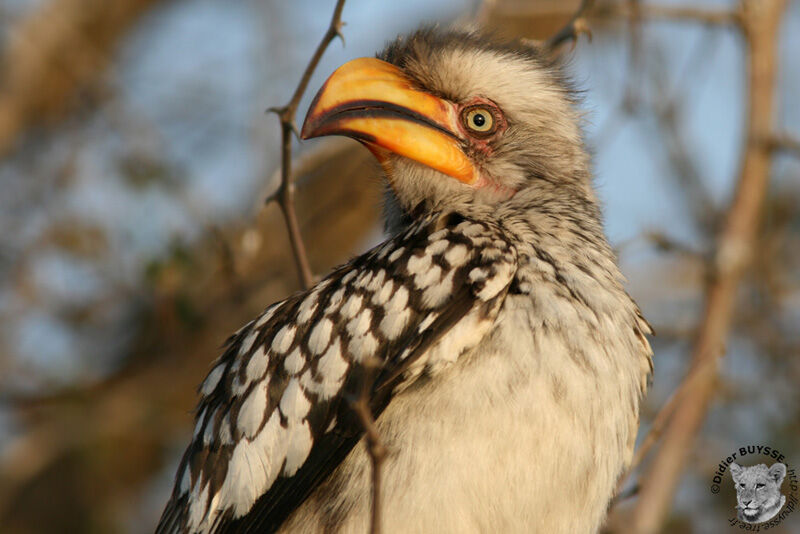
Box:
[266,0,347,289]
[627,1,788,532]
[351,391,387,534]
[545,0,595,50]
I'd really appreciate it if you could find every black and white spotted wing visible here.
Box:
[156,211,518,534]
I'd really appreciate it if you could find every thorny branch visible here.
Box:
[267,0,347,290]
[268,2,387,531]
[544,0,595,50]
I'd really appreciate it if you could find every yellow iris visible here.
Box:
[464,108,494,133]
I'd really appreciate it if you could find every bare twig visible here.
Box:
[644,231,703,258]
[349,354,388,534]
[544,0,595,50]
[267,0,347,289]
[627,1,788,532]
[272,5,387,530]
[351,393,387,534]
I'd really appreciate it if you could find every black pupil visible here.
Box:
[472,113,486,127]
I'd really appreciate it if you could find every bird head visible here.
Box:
[302,28,591,224]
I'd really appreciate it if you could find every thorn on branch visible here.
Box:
[612,482,640,506]
[334,21,346,45]
[644,230,703,258]
[574,18,593,42]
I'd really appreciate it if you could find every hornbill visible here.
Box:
[157,27,653,534]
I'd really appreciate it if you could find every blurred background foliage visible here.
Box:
[0,0,797,532]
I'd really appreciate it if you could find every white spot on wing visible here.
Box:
[283,347,305,375]
[271,324,296,354]
[425,240,449,255]
[231,372,250,398]
[219,413,233,445]
[340,294,363,319]
[349,331,378,362]
[347,308,372,338]
[469,268,488,282]
[219,411,287,518]
[193,406,207,439]
[380,308,411,339]
[377,243,392,260]
[325,416,337,433]
[238,380,268,439]
[179,466,190,495]
[418,313,438,332]
[444,244,469,267]
[247,346,268,382]
[240,330,258,355]
[386,286,409,312]
[201,364,225,396]
[317,338,347,384]
[283,421,313,476]
[280,378,311,420]
[407,253,432,275]
[203,412,217,445]
[414,263,442,288]
[308,318,333,355]
[367,269,386,291]
[305,350,345,400]
[422,269,455,307]
[341,270,357,285]
[388,247,405,263]
[371,279,394,306]
[355,271,374,289]
[428,229,448,241]
[325,287,346,314]
[297,294,318,324]
[187,482,210,531]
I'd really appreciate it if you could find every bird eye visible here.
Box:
[756,483,765,489]
[462,106,496,135]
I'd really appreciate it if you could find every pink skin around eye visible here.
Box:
[455,97,508,156]
[454,97,516,198]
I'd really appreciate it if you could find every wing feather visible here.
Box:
[156,211,517,534]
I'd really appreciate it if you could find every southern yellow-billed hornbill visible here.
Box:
[157,28,653,534]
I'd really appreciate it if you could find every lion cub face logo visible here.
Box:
[730,462,787,524]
